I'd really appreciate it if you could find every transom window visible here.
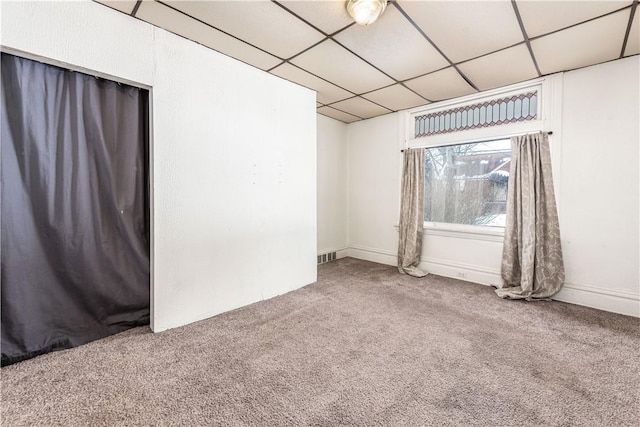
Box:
[424,139,511,227]
[414,92,537,138]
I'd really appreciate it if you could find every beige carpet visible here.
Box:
[2,258,639,426]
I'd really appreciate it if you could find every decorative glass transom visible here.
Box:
[415,91,537,138]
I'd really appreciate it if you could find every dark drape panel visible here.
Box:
[1,53,150,366]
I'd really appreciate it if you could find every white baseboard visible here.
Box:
[346,245,639,318]
[419,257,502,287]
[347,245,502,286]
[336,248,349,259]
[347,245,396,266]
[553,283,639,317]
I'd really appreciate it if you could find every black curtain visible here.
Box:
[1,53,150,366]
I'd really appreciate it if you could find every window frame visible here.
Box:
[403,77,560,237]
[422,138,512,232]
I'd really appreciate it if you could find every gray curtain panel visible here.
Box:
[398,148,428,277]
[1,53,150,365]
[496,132,564,299]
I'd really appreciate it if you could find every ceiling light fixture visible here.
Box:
[346,0,387,26]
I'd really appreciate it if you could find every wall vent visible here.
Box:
[317,251,337,265]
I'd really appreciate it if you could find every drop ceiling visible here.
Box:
[95,0,639,123]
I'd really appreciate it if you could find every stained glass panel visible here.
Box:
[415,91,537,138]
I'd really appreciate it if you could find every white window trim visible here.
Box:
[401,74,563,238]
[423,222,504,242]
[393,222,504,242]
[406,79,546,149]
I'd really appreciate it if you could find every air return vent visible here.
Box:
[317,251,337,265]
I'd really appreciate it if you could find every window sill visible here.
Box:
[394,222,504,242]
[425,222,504,242]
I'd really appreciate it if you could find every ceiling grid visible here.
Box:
[95,0,638,123]
[510,0,542,77]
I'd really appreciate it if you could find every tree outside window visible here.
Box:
[424,139,511,227]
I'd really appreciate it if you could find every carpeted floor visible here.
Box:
[1,258,639,426]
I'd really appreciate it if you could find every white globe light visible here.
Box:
[347,0,388,26]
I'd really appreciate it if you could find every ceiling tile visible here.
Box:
[106,0,635,124]
[93,0,137,15]
[397,0,523,63]
[278,0,353,35]
[624,8,639,56]
[270,63,353,105]
[291,39,395,94]
[404,67,476,102]
[457,44,538,91]
[362,84,428,111]
[136,1,281,70]
[329,97,392,119]
[532,10,629,75]
[517,0,631,38]
[317,106,361,123]
[164,0,325,59]
[334,6,449,81]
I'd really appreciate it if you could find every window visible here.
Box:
[414,92,537,138]
[407,78,559,232]
[424,139,510,227]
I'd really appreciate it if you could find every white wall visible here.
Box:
[317,114,348,258]
[347,113,403,263]
[346,57,639,317]
[345,110,506,282]
[1,0,317,331]
[553,56,639,315]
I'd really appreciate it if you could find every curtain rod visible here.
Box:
[400,131,553,152]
